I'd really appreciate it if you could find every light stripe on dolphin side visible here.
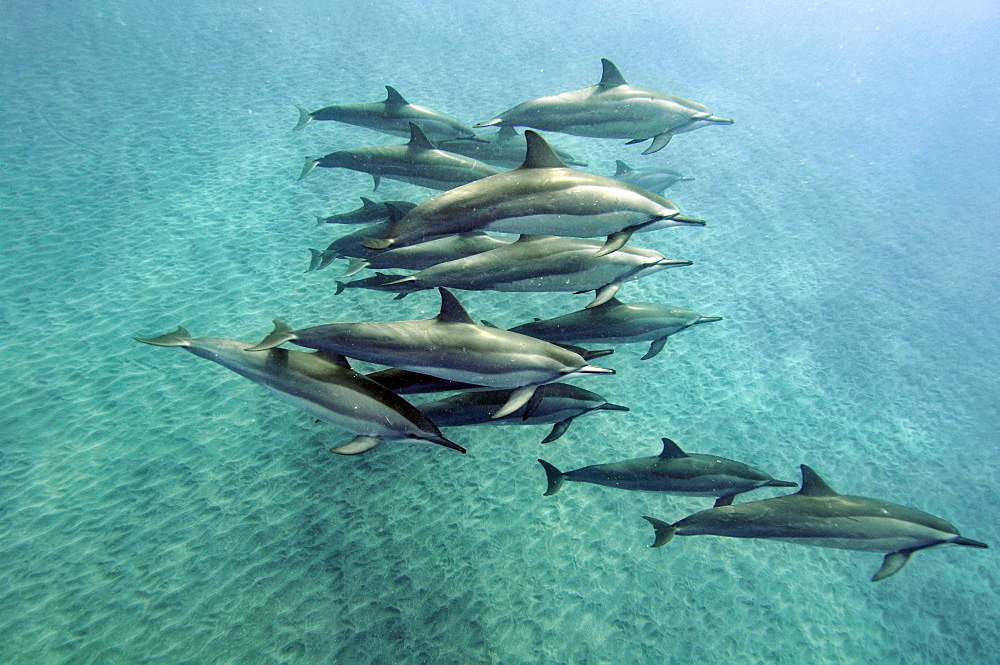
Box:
[642,465,988,582]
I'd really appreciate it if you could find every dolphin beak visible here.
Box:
[657,259,694,268]
[671,215,706,226]
[708,116,735,124]
[694,316,723,325]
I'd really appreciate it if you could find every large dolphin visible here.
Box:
[507,298,722,359]
[386,235,692,308]
[132,327,464,455]
[438,125,587,169]
[475,59,733,154]
[610,160,694,195]
[362,130,705,256]
[294,85,477,141]
[316,197,418,226]
[418,383,629,443]
[245,288,615,419]
[643,465,989,582]
[540,438,795,506]
[298,123,501,190]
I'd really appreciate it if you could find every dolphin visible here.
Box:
[437,125,587,169]
[306,222,389,272]
[385,235,692,308]
[316,197,418,226]
[294,85,478,141]
[611,160,694,195]
[333,272,425,298]
[298,123,501,190]
[507,298,722,359]
[244,288,615,419]
[132,327,464,455]
[417,383,629,443]
[475,59,733,154]
[540,438,795,505]
[362,130,705,256]
[643,465,989,582]
[338,226,511,278]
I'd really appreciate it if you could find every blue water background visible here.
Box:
[1,1,998,662]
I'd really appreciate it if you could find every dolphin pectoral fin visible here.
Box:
[371,174,381,191]
[362,237,393,250]
[293,105,312,130]
[339,258,370,278]
[587,283,621,308]
[713,494,737,508]
[245,320,295,352]
[642,516,677,547]
[335,282,346,295]
[522,384,546,420]
[541,418,573,444]
[641,133,673,155]
[872,549,915,582]
[493,384,539,419]
[298,158,319,181]
[641,336,669,360]
[538,459,565,495]
[594,229,635,257]
[330,436,381,455]
[133,326,192,347]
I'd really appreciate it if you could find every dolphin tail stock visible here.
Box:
[298,157,320,181]
[642,516,677,547]
[538,459,565,495]
[133,326,193,347]
[541,418,573,444]
[293,105,313,131]
[244,320,295,352]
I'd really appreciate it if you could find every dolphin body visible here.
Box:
[338,228,511,278]
[386,235,692,308]
[316,197,418,226]
[438,125,587,169]
[362,130,704,256]
[307,222,388,272]
[475,59,733,154]
[643,465,989,582]
[298,123,501,190]
[245,288,615,419]
[507,298,722,359]
[132,327,464,455]
[417,383,629,443]
[294,85,477,141]
[540,438,795,506]
[611,161,694,195]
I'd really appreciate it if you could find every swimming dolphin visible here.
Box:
[132,327,464,455]
[418,383,629,443]
[438,125,587,168]
[508,298,722,359]
[475,59,733,154]
[306,222,389,272]
[338,227,511,278]
[643,465,989,582]
[362,130,704,256]
[298,123,501,190]
[294,85,477,141]
[386,235,692,308]
[611,160,694,195]
[316,197,418,226]
[540,437,795,505]
[245,288,615,419]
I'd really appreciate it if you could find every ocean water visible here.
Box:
[1,0,998,662]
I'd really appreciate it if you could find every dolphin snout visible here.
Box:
[708,116,735,124]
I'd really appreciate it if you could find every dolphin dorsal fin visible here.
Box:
[520,131,567,169]
[360,196,378,208]
[383,85,409,107]
[659,437,689,458]
[407,122,436,150]
[614,160,633,177]
[314,350,352,369]
[384,202,407,223]
[598,58,628,88]
[796,465,840,497]
[435,288,476,325]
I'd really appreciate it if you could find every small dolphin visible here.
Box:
[386,235,692,308]
[132,327,464,455]
[316,197,417,226]
[363,130,704,256]
[245,288,615,419]
[540,438,795,505]
[333,272,425,298]
[294,85,477,141]
[611,160,694,195]
[306,222,389,272]
[508,298,722,359]
[476,59,733,154]
[438,125,587,169]
[298,123,501,190]
[418,383,629,443]
[643,465,989,582]
[338,227,511,278]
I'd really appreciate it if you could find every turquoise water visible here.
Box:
[2,1,997,663]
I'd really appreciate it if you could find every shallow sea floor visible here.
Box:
[1,1,998,663]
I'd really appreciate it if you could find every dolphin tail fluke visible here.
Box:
[293,106,313,131]
[538,459,565,495]
[641,132,673,155]
[872,549,915,582]
[298,157,320,181]
[306,248,323,273]
[641,336,668,360]
[587,283,622,309]
[133,326,192,347]
[245,320,295,352]
[339,258,370,278]
[330,436,381,455]
[541,418,573,444]
[642,516,677,547]
[493,384,540,419]
[334,282,346,295]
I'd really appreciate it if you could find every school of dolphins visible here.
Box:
[136,59,986,582]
